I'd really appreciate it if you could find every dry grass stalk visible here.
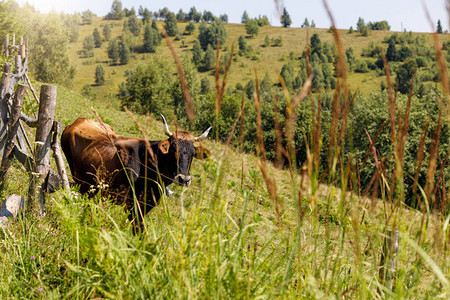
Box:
[239,90,246,151]
[161,28,195,123]
[424,109,443,207]
[254,69,267,161]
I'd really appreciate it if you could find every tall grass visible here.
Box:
[0,2,448,299]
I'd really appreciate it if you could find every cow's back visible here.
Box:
[61,118,122,193]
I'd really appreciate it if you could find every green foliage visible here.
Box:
[95,64,105,85]
[127,14,141,36]
[81,83,96,100]
[105,0,124,20]
[302,18,310,28]
[200,77,211,94]
[368,20,390,31]
[185,21,196,35]
[245,19,259,37]
[198,19,227,50]
[29,13,75,86]
[192,39,203,67]
[93,28,102,48]
[238,35,247,53]
[203,44,216,71]
[103,23,112,41]
[396,58,418,94]
[280,7,292,28]
[437,20,443,34]
[107,39,120,64]
[81,10,94,25]
[83,35,94,53]
[176,9,187,22]
[241,10,249,24]
[164,12,178,37]
[62,14,80,43]
[118,41,130,65]
[143,24,160,53]
[0,1,22,38]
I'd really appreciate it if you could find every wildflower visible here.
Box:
[37,288,43,292]
[30,256,36,260]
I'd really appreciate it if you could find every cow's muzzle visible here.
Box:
[174,174,191,187]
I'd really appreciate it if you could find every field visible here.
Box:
[0,11,449,299]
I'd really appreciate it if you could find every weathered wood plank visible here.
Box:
[0,84,26,184]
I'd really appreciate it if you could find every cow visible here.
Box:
[60,115,211,225]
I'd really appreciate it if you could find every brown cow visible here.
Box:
[60,115,211,224]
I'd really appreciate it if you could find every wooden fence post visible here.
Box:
[379,229,399,291]
[0,84,26,184]
[51,121,69,190]
[28,85,56,213]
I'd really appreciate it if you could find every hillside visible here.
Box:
[67,17,449,100]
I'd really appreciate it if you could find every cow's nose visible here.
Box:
[174,174,191,187]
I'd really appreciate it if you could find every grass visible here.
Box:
[0,11,449,299]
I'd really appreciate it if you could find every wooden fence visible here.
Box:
[0,34,68,216]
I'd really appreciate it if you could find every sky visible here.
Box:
[14,0,449,33]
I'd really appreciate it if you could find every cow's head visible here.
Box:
[157,115,211,187]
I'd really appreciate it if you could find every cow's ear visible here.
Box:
[158,139,170,154]
[195,145,210,159]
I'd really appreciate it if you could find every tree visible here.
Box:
[192,40,203,67]
[103,23,112,41]
[105,0,124,20]
[164,12,178,37]
[386,39,397,61]
[185,21,196,35]
[95,65,105,85]
[30,14,76,85]
[119,41,130,65]
[198,19,227,49]
[396,58,418,94]
[437,20,443,34]
[348,26,354,33]
[138,6,151,24]
[302,18,309,28]
[83,35,95,52]
[241,11,249,23]
[200,77,211,94]
[202,11,214,23]
[127,15,141,36]
[280,7,292,28]
[311,20,316,28]
[143,24,160,53]
[81,10,94,24]
[107,39,120,64]
[356,17,365,32]
[93,28,102,48]
[0,1,21,39]
[238,35,247,52]
[188,7,201,22]
[203,44,216,70]
[220,14,228,24]
[245,19,259,37]
[310,33,322,58]
[176,9,187,22]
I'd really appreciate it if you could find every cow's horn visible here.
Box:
[195,127,212,141]
[161,114,173,137]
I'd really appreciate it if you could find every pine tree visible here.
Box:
[203,44,216,70]
[280,7,292,28]
[245,19,259,37]
[192,40,203,67]
[238,35,247,52]
[83,35,94,52]
[241,11,249,23]
[119,41,130,65]
[107,39,120,64]
[302,18,309,28]
[127,15,141,36]
[103,24,111,41]
[437,20,443,34]
[95,65,105,85]
[93,28,102,48]
[164,12,178,36]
